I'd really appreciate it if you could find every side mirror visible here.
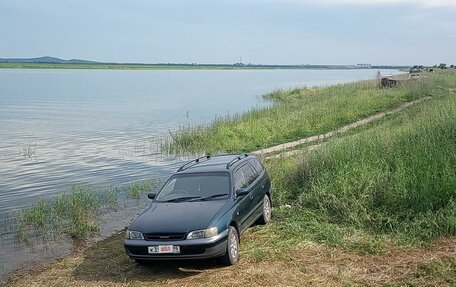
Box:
[147,192,157,200]
[236,188,249,197]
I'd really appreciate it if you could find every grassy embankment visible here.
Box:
[165,71,456,250]
[264,78,456,248]
[163,73,434,154]
[7,71,456,286]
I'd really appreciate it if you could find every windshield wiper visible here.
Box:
[161,196,202,202]
[197,193,230,201]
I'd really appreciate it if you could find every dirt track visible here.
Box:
[253,96,432,159]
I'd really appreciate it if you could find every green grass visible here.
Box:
[15,184,104,242]
[105,187,119,210]
[163,73,442,155]
[12,179,158,244]
[162,70,456,256]
[261,74,456,253]
[415,257,456,285]
[127,180,157,199]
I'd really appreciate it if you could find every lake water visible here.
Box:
[0,68,401,214]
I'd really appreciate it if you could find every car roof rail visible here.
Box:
[226,153,249,169]
[177,155,211,172]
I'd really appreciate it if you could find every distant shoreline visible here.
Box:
[0,62,405,71]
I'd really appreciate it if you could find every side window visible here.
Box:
[234,168,246,191]
[249,158,265,174]
[241,164,259,187]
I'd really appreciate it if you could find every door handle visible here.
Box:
[249,193,253,199]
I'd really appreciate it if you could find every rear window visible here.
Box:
[156,173,230,201]
[234,169,246,191]
[249,158,265,174]
[234,163,259,190]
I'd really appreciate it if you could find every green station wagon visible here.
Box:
[124,153,272,265]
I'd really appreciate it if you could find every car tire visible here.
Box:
[220,226,239,266]
[258,194,272,225]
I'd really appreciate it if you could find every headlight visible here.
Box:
[187,227,218,239]
[126,230,144,240]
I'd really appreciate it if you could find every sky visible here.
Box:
[0,0,455,66]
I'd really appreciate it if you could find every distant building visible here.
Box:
[356,63,371,68]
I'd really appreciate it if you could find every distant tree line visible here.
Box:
[409,63,456,70]
[430,63,455,69]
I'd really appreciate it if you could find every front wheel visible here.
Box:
[219,226,239,266]
[258,194,272,224]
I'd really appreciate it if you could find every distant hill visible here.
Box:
[0,56,98,64]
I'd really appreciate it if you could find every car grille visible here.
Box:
[144,233,187,241]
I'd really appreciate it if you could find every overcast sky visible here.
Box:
[1,0,455,65]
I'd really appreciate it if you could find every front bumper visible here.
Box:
[124,229,228,260]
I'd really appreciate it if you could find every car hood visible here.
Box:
[130,200,228,234]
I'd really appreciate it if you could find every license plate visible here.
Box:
[148,245,180,254]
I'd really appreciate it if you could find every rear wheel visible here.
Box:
[220,226,239,266]
[258,194,272,224]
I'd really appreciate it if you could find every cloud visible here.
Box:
[265,0,456,7]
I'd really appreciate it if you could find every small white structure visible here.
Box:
[356,64,371,68]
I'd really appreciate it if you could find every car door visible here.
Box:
[249,158,270,217]
[234,163,261,231]
[233,166,251,231]
[243,161,264,224]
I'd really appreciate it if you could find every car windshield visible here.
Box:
[156,173,230,202]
